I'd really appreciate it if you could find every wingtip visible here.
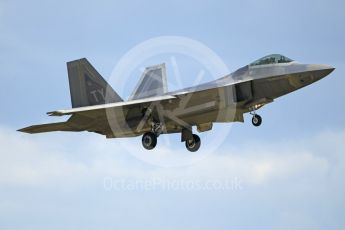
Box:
[47,111,64,116]
[17,127,31,134]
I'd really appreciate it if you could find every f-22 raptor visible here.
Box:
[19,54,335,152]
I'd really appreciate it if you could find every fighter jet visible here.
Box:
[18,54,335,152]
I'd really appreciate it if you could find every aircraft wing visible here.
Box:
[18,95,177,136]
[48,95,176,116]
[21,84,243,137]
[47,85,237,133]
[18,59,240,138]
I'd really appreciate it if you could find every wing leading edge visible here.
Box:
[47,95,176,116]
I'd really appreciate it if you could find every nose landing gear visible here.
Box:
[252,114,262,127]
[250,108,262,127]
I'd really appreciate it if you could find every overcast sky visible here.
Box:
[1,0,345,229]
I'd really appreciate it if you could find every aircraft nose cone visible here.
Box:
[308,64,335,80]
[318,64,335,74]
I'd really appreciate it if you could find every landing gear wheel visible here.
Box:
[252,114,262,127]
[185,134,201,152]
[142,132,157,150]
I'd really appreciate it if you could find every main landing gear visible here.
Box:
[185,134,201,152]
[141,122,162,150]
[141,125,201,152]
[142,132,157,150]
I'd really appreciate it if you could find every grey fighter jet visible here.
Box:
[18,54,335,152]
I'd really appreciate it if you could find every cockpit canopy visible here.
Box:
[250,54,293,66]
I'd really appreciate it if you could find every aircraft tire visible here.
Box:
[185,134,201,152]
[252,114,262,127]
[142,132,157,150]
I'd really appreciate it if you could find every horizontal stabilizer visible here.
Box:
[129,63,168,100]
[18,122,75,134]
